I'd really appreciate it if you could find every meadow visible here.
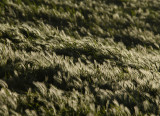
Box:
[0,0,160,115]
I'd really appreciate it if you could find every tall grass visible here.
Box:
[0,0,160,115]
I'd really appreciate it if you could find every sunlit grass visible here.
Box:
[0,0,160,115]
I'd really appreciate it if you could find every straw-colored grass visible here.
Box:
[0,0,160,115]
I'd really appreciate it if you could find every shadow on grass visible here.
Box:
[114,34,159,50]
[54,46,119,64]
[0,58,69,93]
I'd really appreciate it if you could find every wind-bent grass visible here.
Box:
[0,0,160,115]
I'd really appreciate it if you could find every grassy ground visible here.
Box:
[0,0,160,115]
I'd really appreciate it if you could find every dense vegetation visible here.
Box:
[0,0,160,115]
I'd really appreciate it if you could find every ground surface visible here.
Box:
[0,0,160,115]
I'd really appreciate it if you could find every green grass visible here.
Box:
[0,0,160,115]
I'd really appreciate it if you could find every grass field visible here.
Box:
[0,0,160,115]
